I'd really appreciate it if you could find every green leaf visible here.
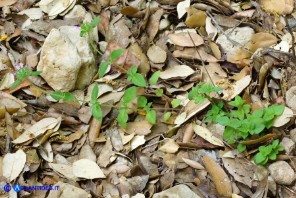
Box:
[90,16,100,28]
[237,143,246,152]
[171,99,181,108]
[98,62,109,78]
[155,88,163,97]
[271,139,279,148]
[91,83,99,103]
[228,96,245,108]
[146,110,156,124]
[123,86,137,103]
[223,127,237,144]
[253,109,264,118]
[63,92,76,102]
[272,105,285,116]
[91,103,102,122]
[9,79,22,90]
[250,123,265,134]
[254,152,267,165]
[109,49,125,62]
[50,91,64,100]
[30,71,42,76]
[132,73,146,87]
[149,71,160,85]
[163,112,171,122]
[137,96,147,108]
[217,116,230,126]
[118,109,128,128]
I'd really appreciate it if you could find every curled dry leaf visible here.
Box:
[13,117,61,144]
[73,159,106,179]
[160,65,194,80]
[177,0,190,19]
[168,31,204,47]
[3,149,26,182]
[182,157,205,169]
[159,139,179,153]
[205,17,217,39]
[202,155,232,197]
[193,124,224,147]
[273,107,294,127]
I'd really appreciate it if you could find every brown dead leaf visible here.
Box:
[185,10,206,28]
[0,0,17,7]
[173,47,218,62]
[168,31,204,47]
[121,6,139,17]
[147,9,163,41]
[259,0,294,14]
[159,139,179,153]
[125,120,152,135]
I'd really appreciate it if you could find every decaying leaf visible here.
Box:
[259,0,294,14]
[73,159,106,179]
[160,65,194,80]
[126,120,152,135]
[193,124,224,147]
[159,139,179,153]
[3,149,26,182]
[168,31,204,47]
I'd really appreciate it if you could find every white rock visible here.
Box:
[290,128,296,143]
[286,86,296,110]
[268,161,296,185]
[147,45,167,64]
[37,26,97,91]
[280,137,295,155]
[216,27,254,55]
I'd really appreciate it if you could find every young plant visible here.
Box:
[10,66,42,90]
[188,83,222,104]
[80,16,100,37]
[253,139,284,165]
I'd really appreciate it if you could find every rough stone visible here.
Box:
[280,137,295,155]
[268,161,295,185]
[216,27,254,55]
[37,26,97,91]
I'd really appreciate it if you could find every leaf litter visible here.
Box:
[1,0,296,197]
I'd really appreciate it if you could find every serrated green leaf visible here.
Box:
[9,79,22,90]
[90,16,100,28]
[123,86,137,103]
[118,109,128,128]
[273,105,285,116]
[254,152,267,165]
[132,73,146,87]
[223,127,237,144]
[50,91,64,100]
[137,96,147,108]
[63,92,76,102]
[91,103,102,121]
[237,143,246,152]
[217,116,230,126]
[98,62,109,78]
[171,99,181,108]
[149,71,160,85]
[109,49,125,62]
[229,96,245,108]
[146,110,156,124]
[163,112,171,122]
[155,88,163,97]
[91,83,99,103]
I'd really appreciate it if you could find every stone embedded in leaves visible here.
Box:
[149,71,160,85]
[123,86,136,103]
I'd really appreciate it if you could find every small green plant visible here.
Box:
[253,139,284,165]
[10,65,42,90]
[80,16,100,37]
[188,83,222,103]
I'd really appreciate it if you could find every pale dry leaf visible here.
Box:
[205,17,217,39]
[182,157,205,169]
[177,0,190,19]
[49,163,77,180]
[168,31,203,47]
[209,41,221,60]
[38,141,53,162]
[193,124,224,146]
[47,182,89,198]
[173,47,218,62]
[120,132,135,145]
[147,45,167,64]
[152,184,200,198]
[160,65,194,80]
[131,135,146,151]
[73,159,106,179]
[0,0,17,7]
[273,107,293,127]
[3,149,26,182]
[0,73,14,90]
[126,120,152,135]
[159,139,179,153]
[18,8,43,20]
[38,0,77,17]
[174,112,187,125]
[13,117,61,144]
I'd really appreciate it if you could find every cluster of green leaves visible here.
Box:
[205,96,284,153]
[188,83,222,103]
[10,67,41,90]
[253,139,284,165]
[98,49,125,78]
[80,16,100,37]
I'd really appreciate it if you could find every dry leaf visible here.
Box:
[131,135,146,150]
[126,120,152,135]
[3,149,26,182]
[13,117,61,144]
[182,157,205,169]
[185,11,206,28]
[49,163,77,180]
[147,45,167,64]
[193,124,224,147]
[177,0,190,19]
[152,184,200,198]
[273,107,293,127]
[173,47,218,62]
[168,31,204,47]
[160,65,194,80]
[159,139,179,153]
[205,17,217,39]
[0,0,17,7]
[259,0,294,14]
[73,159,106,179]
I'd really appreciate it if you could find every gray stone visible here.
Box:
[268,161,295,185]
[280,137,295,155]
